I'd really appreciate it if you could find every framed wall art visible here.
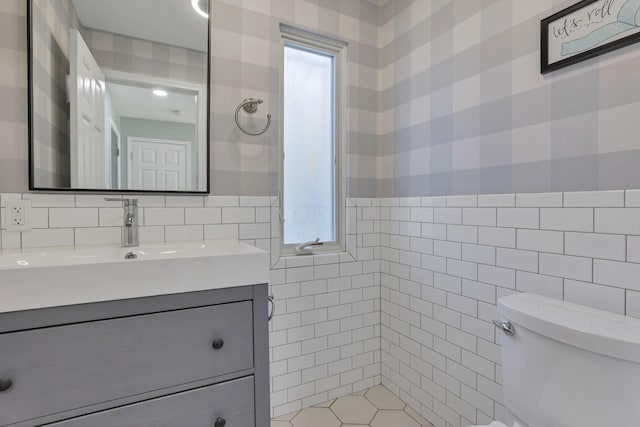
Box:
[541,0,640,73]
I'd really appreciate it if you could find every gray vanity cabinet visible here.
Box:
[48,377,255,427]
[0,285,269,427]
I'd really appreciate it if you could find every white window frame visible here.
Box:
[278,24,348,256]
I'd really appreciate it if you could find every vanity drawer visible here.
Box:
[0,301,254,426]
[47,376,255,427]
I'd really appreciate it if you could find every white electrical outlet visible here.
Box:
[5,199,32,232]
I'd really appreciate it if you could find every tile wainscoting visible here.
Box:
[4,190,640,426]
[377,189,640,427]
[0,194,381,419]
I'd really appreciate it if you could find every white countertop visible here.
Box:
[0,240,269,314]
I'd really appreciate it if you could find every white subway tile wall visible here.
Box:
[4,190,640,426]
[0,194,380,420]
[380,190,640,427]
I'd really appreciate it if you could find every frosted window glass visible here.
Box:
[283,45,335,244]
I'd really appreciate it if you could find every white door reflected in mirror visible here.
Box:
[70,29,105,189]
[103,73,204,192]
[129,138,190,192]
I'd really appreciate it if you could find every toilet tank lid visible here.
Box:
[498,293,640,363]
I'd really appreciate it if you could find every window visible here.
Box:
[280,25,346,254]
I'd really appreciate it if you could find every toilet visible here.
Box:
[472,292,640,427]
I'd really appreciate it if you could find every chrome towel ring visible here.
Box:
[235,98,271,136]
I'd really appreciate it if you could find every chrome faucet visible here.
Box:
[105,198,139,247]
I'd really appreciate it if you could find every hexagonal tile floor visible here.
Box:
[272,385,433,427]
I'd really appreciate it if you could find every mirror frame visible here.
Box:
[26,0,211,194]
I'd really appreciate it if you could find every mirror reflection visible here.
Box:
[30,0,209,192]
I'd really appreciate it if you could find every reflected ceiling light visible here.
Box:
[153,89,168,97]
[191,0,209,18]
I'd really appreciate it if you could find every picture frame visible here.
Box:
[541,0,640,74]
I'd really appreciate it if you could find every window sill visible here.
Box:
[270,248,357,270]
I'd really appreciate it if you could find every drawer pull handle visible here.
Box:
[0,378,13,393]
[212,338,224,350]
[214,417,226,427]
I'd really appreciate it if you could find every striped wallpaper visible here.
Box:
[2,0,640,197]
[208,0,380,196]
[378,0,640,197]
[30,0,78,188]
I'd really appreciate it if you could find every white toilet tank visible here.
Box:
[497,293,640,427]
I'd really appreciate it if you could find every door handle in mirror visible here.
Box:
[214,417,226,427]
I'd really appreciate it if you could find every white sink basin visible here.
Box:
[0,240,269,314]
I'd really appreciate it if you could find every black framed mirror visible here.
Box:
[28,0,210,193]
